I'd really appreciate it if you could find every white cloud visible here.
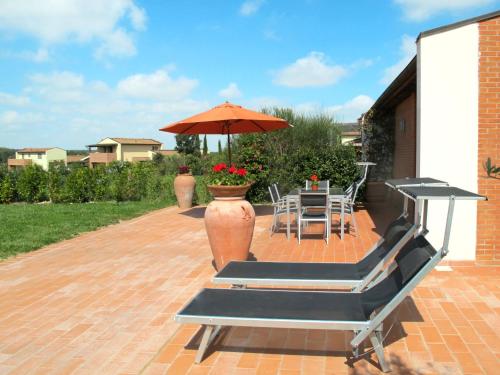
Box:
[0,68,208,148]
[0,0,146,60]
[273,52,348,88]
[117,69,199,101]
[380,34,416,85]
[94,29,137,60]
[1,47,50,63]
[350,58,374,69]
[0,93,30,107]
[240,0,264,16]
[394,0,494,21]
[218,83,243,99]
[325,95,375,122]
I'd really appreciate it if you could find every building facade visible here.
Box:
[86,138,163,168]
[364,10,499,263]
[7,148,67,171]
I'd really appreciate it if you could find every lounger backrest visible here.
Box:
[356,217,412,275]
[360,235,436,318]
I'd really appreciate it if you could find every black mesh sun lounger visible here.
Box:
[175,185,486,372]
[214,216,417,291]
[177,235,437,372]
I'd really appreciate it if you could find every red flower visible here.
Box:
[228,165,237,174]
[237,168,247,176]
[311,174,318,181]
[212,163,227,172]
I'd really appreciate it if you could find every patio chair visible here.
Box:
[175,185,486,372]
[331,178,362,236]
[269,184,299,234]
[214,216,416,290]
[297,189,330,244]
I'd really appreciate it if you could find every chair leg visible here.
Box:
[350,207,358,236]
[195,325,214,364]
[298,218,301,244]
[369,332,390,373]
[270,209,276,234]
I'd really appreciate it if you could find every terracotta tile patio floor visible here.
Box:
[0,204,498,374]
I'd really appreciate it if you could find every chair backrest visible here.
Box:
[268,185,279,204]
[299,191,328,210]
[305,180,329,190]
[272,184,281,200]
[351,181,362,203]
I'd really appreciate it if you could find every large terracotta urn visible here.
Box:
[174,174,196,209]
[204,183,255,270]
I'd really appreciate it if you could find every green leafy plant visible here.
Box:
[17,165,47,202]
[0,171,17,203]
[206,163,253,186]
[483,157,500,177]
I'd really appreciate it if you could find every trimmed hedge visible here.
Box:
[0,161,213,206]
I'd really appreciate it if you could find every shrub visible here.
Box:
[194,176,211,204]
[63,166,94,202]
[17,165,47,202]
[0,171,17,203]
[48,162,69,203]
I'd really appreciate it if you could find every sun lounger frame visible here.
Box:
[213,222,417,290]
[176,185,486,372]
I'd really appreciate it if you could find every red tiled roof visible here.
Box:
[17,148,51,153]
[110,138,162,145]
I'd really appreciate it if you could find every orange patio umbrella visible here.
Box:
[159,102,290,163]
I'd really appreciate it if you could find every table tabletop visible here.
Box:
[287,187,345,197]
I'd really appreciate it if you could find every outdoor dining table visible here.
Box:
[286,187,346,241]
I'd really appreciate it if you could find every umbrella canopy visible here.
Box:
[159,102,290,163]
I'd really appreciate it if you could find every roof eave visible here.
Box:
[417,10,500,41]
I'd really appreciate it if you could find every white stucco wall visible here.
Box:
[417,24,479,260]
[46,148,67,166]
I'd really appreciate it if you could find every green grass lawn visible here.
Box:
[0,201,171,259]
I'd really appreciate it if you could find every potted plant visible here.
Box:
[173,165,196,209]
[311,174,319,190]
[204,163,255,270]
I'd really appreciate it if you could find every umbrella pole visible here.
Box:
[227,132,232,165]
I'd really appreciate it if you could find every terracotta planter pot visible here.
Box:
[207,183,252,199]
[174,174,196,209]
[311,184,318,191]
[204,187,255,270]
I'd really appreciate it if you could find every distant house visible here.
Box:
[66,154,88,166]
[85,138,163,168]
[7,148,67,171]
[338,123,361,147]
[362,10,499,263]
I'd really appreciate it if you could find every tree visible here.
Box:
[203,135,208,156]
[218,140,222,154]
[194,135,201,156]
[175,134,199,155]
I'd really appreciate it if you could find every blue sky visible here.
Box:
[0,0,498,150]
